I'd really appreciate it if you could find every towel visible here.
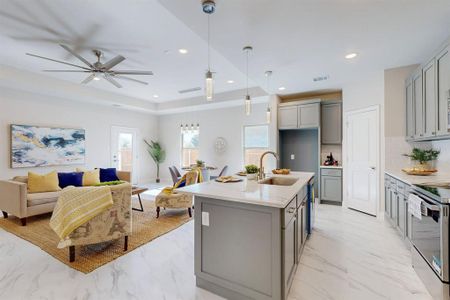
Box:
[408,193,422,220]
[50,186,113,241]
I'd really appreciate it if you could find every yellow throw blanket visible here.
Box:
[50,186,113,241]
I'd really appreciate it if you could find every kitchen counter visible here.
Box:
[385,169,450,185]
[180,171,315,300]
[177,171,315,208]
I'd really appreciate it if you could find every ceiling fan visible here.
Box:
[25,44,153,88]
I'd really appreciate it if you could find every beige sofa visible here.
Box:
[0,171,131,226]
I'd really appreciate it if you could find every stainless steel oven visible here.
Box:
[411,191,449,281]
[411,184,450,300]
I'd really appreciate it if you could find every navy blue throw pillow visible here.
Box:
[58,172,83,188]
[100,168,120,182]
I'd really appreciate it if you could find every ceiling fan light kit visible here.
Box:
[26,44,153,88]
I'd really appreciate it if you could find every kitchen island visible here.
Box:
[177,171,315,300]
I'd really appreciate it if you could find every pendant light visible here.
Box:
[202,0,216,101]
[243,46,253,116]
[265,71,272,123]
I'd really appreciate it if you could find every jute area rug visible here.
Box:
[0,198,192,273]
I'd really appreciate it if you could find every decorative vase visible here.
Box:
[247,173,257,180]
[414,160,436,171]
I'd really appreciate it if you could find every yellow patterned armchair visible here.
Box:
[155,171,197,218]
[60,182,132,262]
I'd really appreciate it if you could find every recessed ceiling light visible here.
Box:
[345,53,358,59]
[227,80,234,84]
[153,94,159,98]
[178,49,188,54]
[278,86,286,91]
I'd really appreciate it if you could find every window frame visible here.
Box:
[242,124,270,166]
[180,128,200,168]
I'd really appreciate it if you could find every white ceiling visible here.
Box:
[0,0,450,110]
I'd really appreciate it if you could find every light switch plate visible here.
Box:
[202,212,210,226]
[291,154,295,160]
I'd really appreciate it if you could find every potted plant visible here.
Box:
[196,160,206,168]
[245,164,259,180]
[144,140,166,183]
[404,147,440,171]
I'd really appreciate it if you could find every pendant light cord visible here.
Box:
[207,15,211,71]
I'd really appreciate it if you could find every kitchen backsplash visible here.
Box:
[321,144,342,166]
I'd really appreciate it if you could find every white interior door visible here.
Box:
[111,126,138,185]
[345,107,379,216]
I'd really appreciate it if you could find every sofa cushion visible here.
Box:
[100,168,120,182]
[27,191,60,207]
[76,168,100,186]
[58,172,83,188]
[28,171,61,193]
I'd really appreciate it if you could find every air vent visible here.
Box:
[178,87,202,94]
[313,75,330,82]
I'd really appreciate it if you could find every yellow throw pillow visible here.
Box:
[27,171,61,193]
[76,168,100,186]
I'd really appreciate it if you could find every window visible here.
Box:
[243,125,269,166]
[181,129,199,167]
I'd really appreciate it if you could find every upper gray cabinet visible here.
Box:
[437,46,450,136]
[278,106,298,129]
[278,102,320,130]
[321,102,342,144]
[423,59,437,137]
[405,41,450,142]
[405,78,415,140]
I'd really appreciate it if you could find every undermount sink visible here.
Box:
[258,177,298,186]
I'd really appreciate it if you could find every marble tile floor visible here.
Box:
[0,202,432,300]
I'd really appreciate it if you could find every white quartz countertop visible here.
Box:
[176,171,315,208]
[385,169,450,185]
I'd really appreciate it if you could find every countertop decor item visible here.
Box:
[215,176,242,183]
[244,164,259,180]
[272,168,291,175]
[403,147,440,172]
[236,171,247,176]
[144,140,166,183]
[401,168,438,176]
[324,152,338,166]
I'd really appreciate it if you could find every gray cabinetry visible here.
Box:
[321,102,342,144]
[320,168,342,203]
[413,69,424,139]
[282,212,296,300]
[423,59,437,138]
[437,46,450,136]
[298,103,320,129]
[278,102,320,130]
[384,177,391,217]
[278,106,298,129]
[406,79,415,140]
[405,42,450,142]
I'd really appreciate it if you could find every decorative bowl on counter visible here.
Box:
[272,168,291,175]
[402,168,437,176]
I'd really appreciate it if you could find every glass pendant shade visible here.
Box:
[205,70,213,101]
[266,107,271,123]
[245,95,251,116]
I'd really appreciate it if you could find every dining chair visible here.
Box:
[169,167,179,185]
[173,166,182,178]
[211,165,228,180]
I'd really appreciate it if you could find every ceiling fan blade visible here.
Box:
[102,55,125,70]
[43,70,91,72]
[26,53,91,70]
[113,75,149,85]
[112,70,153,75]
[59,44,94,68]
[81,74,95,84]
[104,74,122,88]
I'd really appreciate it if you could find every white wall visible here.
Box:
[0,87,158,183]
[157,100,278,181]
[342,71,385,216]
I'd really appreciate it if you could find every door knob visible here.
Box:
[370,166,376,170]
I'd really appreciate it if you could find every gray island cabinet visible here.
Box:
[178,172,315,300]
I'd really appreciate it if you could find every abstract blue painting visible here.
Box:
[10,124,86,168]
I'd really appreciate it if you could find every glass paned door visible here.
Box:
[111,126,138,184]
